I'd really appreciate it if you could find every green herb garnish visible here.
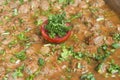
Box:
[59,0,74,6]
[107,60,120,74]
[15,50,26,61]
[58,45,73,61]
[12,65,24,79]
[0,49,5,55]
[113,33,120,42]
[19,0,24,4]
[13,8,18,16]
[112,43,120,49]
[45,12,71,38]
[17,32,28,41]
[8,40,18,48]
[73,52,84,59]
[96,63,105,74]
[10,57,16,63]
[34,19,43,26]
[38,58,45,66]
[70,12,83,21]
[80,73,96,80]
[26,75,34,80]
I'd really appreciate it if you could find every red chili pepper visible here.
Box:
[40,20,71,43]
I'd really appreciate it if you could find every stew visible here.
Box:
[0,0,120,80]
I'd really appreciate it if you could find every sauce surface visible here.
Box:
[0,0,120,80]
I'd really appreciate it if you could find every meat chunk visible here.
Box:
[34,75,48,80]
[90,23,100,31]
[0,66,5,77]
[72,0,81,7]
[93,0,105,7]
[3,54,21,69]
[26,47,36,57]
[40,0,49,11]
[93,36,104,46]
[19,4,30,14]
[8,44,21,53]
[79,1,88,9]
[89,35,104,46]
[65,5,76,15]
[117,25,120,32]
[0,27,5,34]
[105,37,114,45]
[71,60,89,74]
[38,16,48,22]
[32,34,40,42]
[86,45,98,53]
[40,46,50,54]
[24,56,39,74]
[4,72,24,80]
[30,1,40,10]
[0,0,4,5]
[10,2,19,9]
[2,37,13,45]
[52,3,62,11]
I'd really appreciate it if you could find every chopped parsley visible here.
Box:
[19,0,24,4]
[70,12,83,21]
[15,50,26,61]
[96,63,105,74]
[0,49,5,55]
[26,75,34,80]
[12,65,25,79]
[17,32,28,41]
[34,19,43,26]
[58,0,74,6]
[10,57,16,63]
[107,61,120,74]
[112,43,120,49]
[38,58,45,66]
[13,8,18,16]
[94,44,112,62]
[45,12,71,38]
[80,73,96,80]
[113,33,120,42]
[73,52,84,59]
[8,40,18,48]
[58,46,73,61]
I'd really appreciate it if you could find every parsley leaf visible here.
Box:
[38,58,45,66]
[112,43,120,49]
[108,61,120,74]
[15,50,26,61]
[113,33,120,42]
[59,0,74,6]
[12,65,24,79]
[45,12,71,38]
[80,73,96,80]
